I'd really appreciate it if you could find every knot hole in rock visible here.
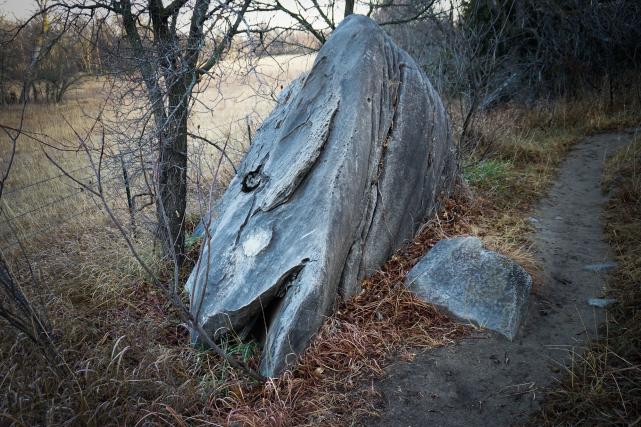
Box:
[242,166,263,192]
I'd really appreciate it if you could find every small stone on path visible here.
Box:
[583,262,618,272]
[587,298,617,308]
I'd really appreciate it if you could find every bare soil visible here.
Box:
[368,130,635,426]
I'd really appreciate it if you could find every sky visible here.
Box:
[0,0,362,23]
[1,0,38,19]
[0,0,372,41]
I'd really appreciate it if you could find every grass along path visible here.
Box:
[533,133,641,425]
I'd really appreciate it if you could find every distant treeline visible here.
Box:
[0,13,120,104]
[3,0,640,106]
[0,10,322,106]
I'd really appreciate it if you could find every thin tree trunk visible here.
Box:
[120,2,187,262]
[121,155,137,237]
[19,82,30,103]
[344,0,354,17]
[31,82,39,102]
[0,57,5,106]
[156,79,189,264]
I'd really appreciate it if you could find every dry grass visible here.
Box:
[1,54,470,426]
[204,199,472,426]
[2,58,641,425]
[0,56,314,425]
[0,196,472,426]
[0,84,108,249]
[531,137,641,426]
[0,55,314,252]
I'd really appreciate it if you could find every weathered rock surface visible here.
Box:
[407,237,531,340]
[186,15,456,377]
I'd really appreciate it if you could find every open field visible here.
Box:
[0,54,314,254]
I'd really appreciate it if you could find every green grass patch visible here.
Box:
[463,159,513,195]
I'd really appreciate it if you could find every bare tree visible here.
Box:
[15,0,252,265]
[373,1,527,161]
[247,0,438,51]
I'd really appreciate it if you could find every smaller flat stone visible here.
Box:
[406,236,532,340]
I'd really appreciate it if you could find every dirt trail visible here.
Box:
[369,130,635,426]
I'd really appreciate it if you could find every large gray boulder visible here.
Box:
[406,237,531,340]
[186,15,457,377]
